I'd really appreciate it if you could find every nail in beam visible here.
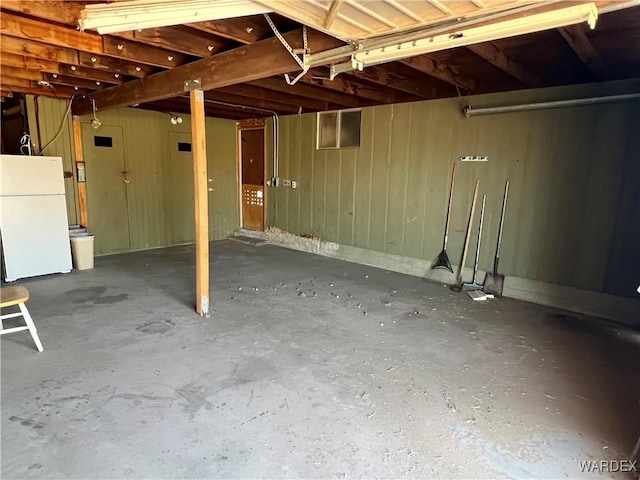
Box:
[190,88,210,316]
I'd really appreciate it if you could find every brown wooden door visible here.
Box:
[240,127,265,230]
[82,124,131,254]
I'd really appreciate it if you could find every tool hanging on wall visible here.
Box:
[452,179,479,291]
[483,180,510,297]
[431,162,457,273]
[464,194,486,291]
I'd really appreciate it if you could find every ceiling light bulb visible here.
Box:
[90,99,101,129]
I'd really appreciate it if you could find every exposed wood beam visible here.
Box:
[466,42,541,87]
[250,76,365,108]
[0,52,60,74]
[77,52,153,78]
[0,12,190,69]
[0,66,44,82]
[0,0,82,26]
[153,97,259,119]
[205,90,299,115]
[0,77,85,98]
[325,0,345,28]
[72,30,344,115]
[72,116,89,228]
[400,55,477,92]
[120,26,230,57]
[59,65,125,84]
[189,89,210,317]
[187,17,268,45]
[140,101,251,121]
[1,36,78,64]
[558,25,609,80]
[0,12,102,54]
[221,83,330,111]
[102,36,188,68]
[348,64,456,99]
[44,73,110,90]
[212,84,320,113]
[0,36,145,81]
[301,68,398,103]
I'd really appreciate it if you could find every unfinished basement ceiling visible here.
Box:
[0,1,639,119]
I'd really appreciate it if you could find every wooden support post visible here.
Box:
[72,116,89,228]
[190,88,210,316]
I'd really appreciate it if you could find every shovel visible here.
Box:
[451,179,479,292]
[431,163,457,273]
[463,194,486,291]
[483,181,509,297]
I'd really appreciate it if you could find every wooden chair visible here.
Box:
[0,285,43,352]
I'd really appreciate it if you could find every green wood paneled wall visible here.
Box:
[268,80,640,298]
[28,98,238,252]
[26,96,79,224]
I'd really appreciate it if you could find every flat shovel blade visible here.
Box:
[483,272,504,297]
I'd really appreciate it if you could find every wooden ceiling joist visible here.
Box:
[77,52,153,78]
[59,65,125,84]
[117,26,230,58]
[301,68,399,104]
[0,52,60,74]
[0,65,44,82]
[206,90,300,115]
[1,0,82,27]
[187,17,269,45]
[348,64,456,99]
[400,55,478,92]
[0,11,102,54]
[466,42,542,87]
[558,24,610,80]
[72,29,345,115]
[44,73,110,90]
[1,36,79,65]
[250,76,366,108]
[220,83,331,112]
[102,37,188,68]
[0,77,85,98]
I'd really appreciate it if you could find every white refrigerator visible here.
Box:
[1,154,72,281]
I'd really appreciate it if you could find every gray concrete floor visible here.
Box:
[2,240,639,479]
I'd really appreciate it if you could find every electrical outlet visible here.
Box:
[282,179,291,187]
[291,180,297,189]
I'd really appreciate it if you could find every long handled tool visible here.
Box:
[431,163,457,273]
[464,194,486,291]
[483,180,509,297]
[452,179,479,291]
